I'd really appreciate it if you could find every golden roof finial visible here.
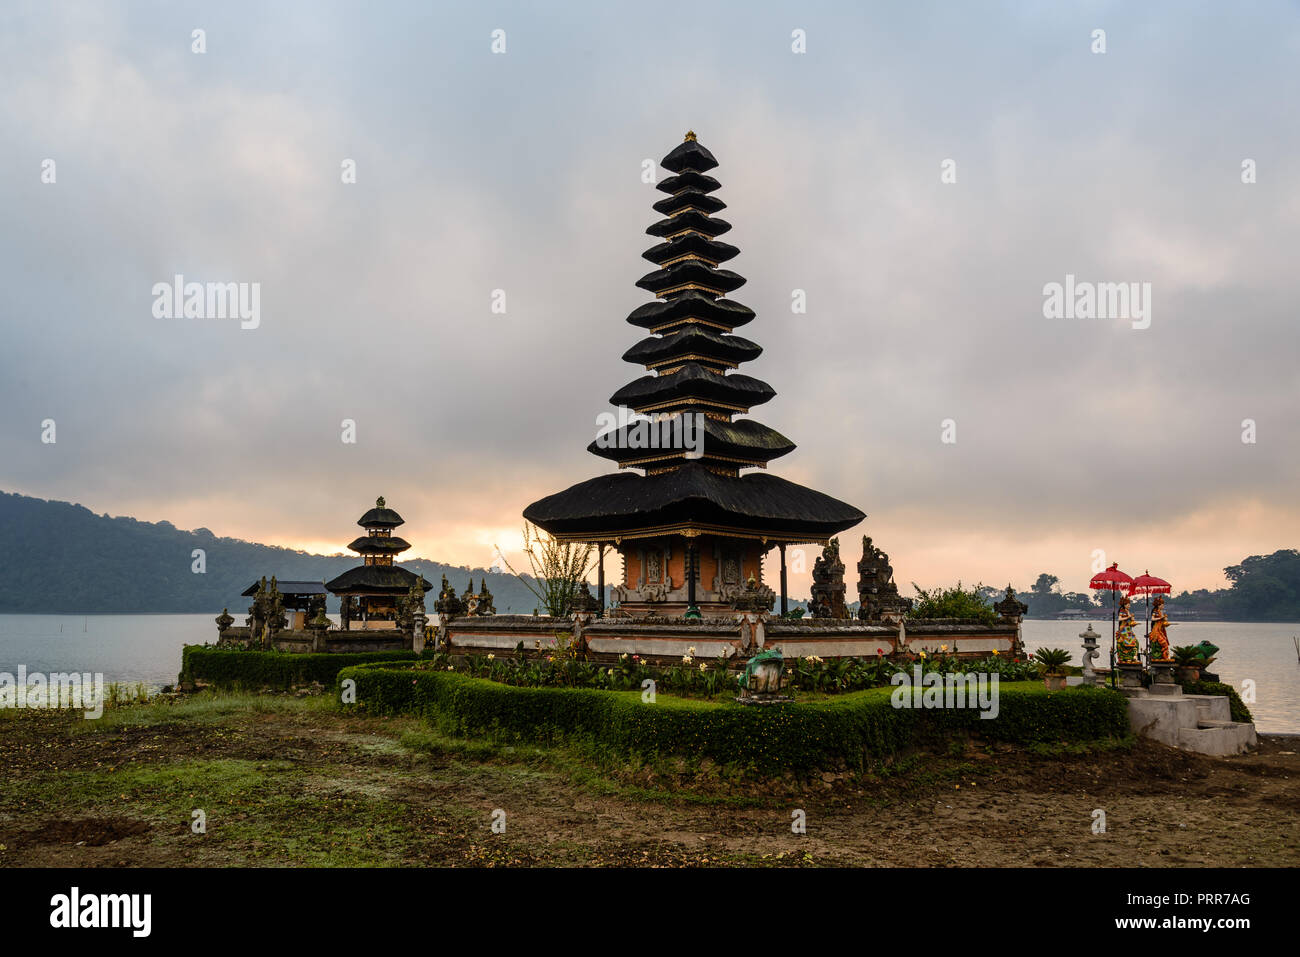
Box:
[684,130,697,142]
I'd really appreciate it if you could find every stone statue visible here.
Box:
[476,578,495,616]
[215,608,234,635]
[733,575,776,614]
[265,576,287,645]
[433,575,465,619]
[1116,596,1140,663]
[857,536,912,621]
[738,650,785,696]
[1148,595,1173,661]
[570,581,601,615]
[809,538,848,618]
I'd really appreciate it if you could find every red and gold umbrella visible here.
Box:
[1090,563,1133,683]
[1127,570,1172,654]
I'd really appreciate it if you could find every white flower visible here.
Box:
[487,653,495,660]
[699,663,707,672]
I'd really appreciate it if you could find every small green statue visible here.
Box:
[738,648,785,694]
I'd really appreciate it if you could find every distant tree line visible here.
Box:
[4,492,1296,621]
[0,492,546,614]
[984,551,1300,621]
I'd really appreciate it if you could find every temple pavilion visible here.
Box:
[524,133,864,618]
[325,496,433,630]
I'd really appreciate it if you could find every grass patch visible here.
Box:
[71,691,337,733]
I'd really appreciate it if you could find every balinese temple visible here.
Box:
[524,133,864,618]
[239,579,326,631]
[325,496,433,630]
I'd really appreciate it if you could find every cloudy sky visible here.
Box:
[2,0,1298,598]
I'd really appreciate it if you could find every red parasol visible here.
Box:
[1127,570,1172,655]
[1090,562,1134,597]
[1127,570,1171,600]
[1090,563,1133,685]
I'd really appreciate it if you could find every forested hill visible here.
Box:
[0,491,543,614]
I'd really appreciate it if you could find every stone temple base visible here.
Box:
[1126,690,1256,756]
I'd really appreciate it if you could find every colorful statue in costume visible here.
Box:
[1115,595,1140,663]
[1148,595,1173,661]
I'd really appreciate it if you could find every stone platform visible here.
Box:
[1125,686,1256,756]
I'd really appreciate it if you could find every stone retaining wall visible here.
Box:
[441,613,1023,663]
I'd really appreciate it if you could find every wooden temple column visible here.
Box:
[685,540,700,618]
[779,543,788,617]
[597,543,605,616]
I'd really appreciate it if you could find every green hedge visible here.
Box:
[1181,680,1253,723]
[336,665,1130,772]
[181,646,424,690]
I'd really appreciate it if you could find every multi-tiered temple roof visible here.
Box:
[525,133,863,545]
[325,497,432,595]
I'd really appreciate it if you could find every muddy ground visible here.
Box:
[1,694,1296,867]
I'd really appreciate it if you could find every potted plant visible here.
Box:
[1172,645,1202,682]
[1034,648,1072,690]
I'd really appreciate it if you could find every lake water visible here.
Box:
[1,614,1297,733]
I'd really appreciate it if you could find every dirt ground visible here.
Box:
[1,694,1297,867]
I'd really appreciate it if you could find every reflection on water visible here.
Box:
[0,614,1297,733]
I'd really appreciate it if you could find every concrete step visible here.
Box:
[1176,721,1257,757]
[1186,693,1231,723]
[1126,693,1256,755]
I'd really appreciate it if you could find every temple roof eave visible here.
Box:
[522,464,864,544]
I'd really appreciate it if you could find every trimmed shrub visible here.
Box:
[1181,680,1253,723]
[337,665,1130,772]
[181,646,423,690]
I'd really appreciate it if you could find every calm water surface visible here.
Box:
[1022,619,1300,734]
[1,614,1297,732]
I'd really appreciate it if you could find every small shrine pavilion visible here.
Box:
[325,496,433,630]
[239,579,326,631]
[524,133,864,618]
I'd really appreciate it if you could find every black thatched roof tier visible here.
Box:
[587,417,795,465]
[346,535,411,554]
[636,261,745,297]
[610,363,775,413]
[661,136,719,173]
[641,234,739,267]
[626,291,754,330]
[622,328,761,369]
[657,170,720,195]
[523,463,863,541]
[645,211,731,239]
[652,189,727,217]
[522,132,864,551]
[357,505,404,528]
[324,565,433,595]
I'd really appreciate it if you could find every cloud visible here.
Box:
[2,1,1297,596]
